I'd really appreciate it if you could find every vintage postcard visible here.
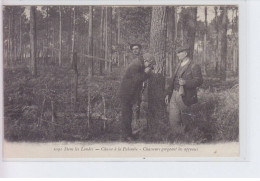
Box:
[1,1,245,160]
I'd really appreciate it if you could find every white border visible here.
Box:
[0,0,246,6]
[1,0,258,177]
[0,0,246,160]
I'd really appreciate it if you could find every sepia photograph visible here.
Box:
[2,4,241,159]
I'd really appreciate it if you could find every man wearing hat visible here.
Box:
[165,45,203,136]
[119,44,155,141]
[128,44,144,125]
[130,44,142,58]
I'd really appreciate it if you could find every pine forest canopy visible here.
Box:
[3,5,238,78]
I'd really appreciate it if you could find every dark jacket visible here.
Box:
[119,55,149,104]
[167,60,203,106]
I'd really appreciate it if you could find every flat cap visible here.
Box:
[176,45,190,53]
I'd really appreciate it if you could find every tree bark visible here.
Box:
[107,7,113,72]
[46,7,49,60]
[7,11,11,65]
[11,9,16,64]
[71,7,76,65]
[117,8,121,67]
[99,7,104,75]
[181,7,197,59]
[180,22,184,46]
[203,6,208,75]
[30,6,37,77]
[59,6,62,66]
[52,27,55,62]
[219,7,228,81]
[19,14,22,61]
[117,8,121,45]
[214,7,219,74]
[105,7,108,70]
[147,6,168,131]
[235,8,239,75]
[166,6,177,78]
[232,7,239,75]
[73,53,78,102]
[9,9,14,65]
[88,6,94,77]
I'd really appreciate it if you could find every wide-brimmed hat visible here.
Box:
[130,44,142,50]
[176,45,190,54]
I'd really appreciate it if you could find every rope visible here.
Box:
[43,46,112,63]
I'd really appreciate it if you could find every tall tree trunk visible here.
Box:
[99,7,104,75]
[9,9,14,66]
[19,14,22,60]
[105,7,108,70]
[14,41,17,62]
[88,6,94,77]
[12,10,16,64]
[180,23,184,46]
[52,27,55,61]
[214,7,219,74]
[107,7,113,72]
[173,8,178,72]
[117,8,121,44]
[232,7,239,75]
[46,7,49,59]
[101,7,106,60]
[30,6,37,77]
[71,7,76,65]
[203,6,208,75]
[117,8,121,67]
[181,7,197,59]
[67,8,72,62]
[167,6,177,78]
[219,7,228,81]
[59,6,62,66]
[147,6,168,131]
[235,8,239,75]
[7,11,11,65]
[73,52,78,103]
[231,8,235,73]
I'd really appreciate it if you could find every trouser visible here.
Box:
[121,100,140,138]
[121,101,133,137]
[169,90,190,134]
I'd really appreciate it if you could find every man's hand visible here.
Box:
[144,67,152,74]
[179,78,186,86]
[144,61,150,67]
[165,95,169,105]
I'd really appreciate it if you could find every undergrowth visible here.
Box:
[4,63,239,143]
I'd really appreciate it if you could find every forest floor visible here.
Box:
[4,61,239,143]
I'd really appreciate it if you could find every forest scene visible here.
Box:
[3,5,239,143]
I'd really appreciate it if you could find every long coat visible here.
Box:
[119,55,148,105]
[167,61,203,106]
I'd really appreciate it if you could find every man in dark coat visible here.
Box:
[165,45,203,135]
[119,44,153,141]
